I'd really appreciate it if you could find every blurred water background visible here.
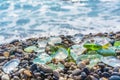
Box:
[0,0,120,44]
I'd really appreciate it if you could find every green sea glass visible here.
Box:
[83,43,102,50]
[114,41,120,47]
[94,37,111,49]
[24,46,38,53]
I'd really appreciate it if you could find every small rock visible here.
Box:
[77,61,86,69]
[98,63,105,68]
[72,69,81,76]
[102,72,110,78]
[3,52,10,57]
[1,74,10,80]
[99,77,108,80]
[30,64,37,72]
[53,70,60,80]
[83,67,90,75]
[73,75,81,80]
[23,70,32,77]
[33,72,41,77]
[109,75,120,80]
[0,56,6,63]
[13,76,20,80]
[113,67,119,72]
[39,65,53,73]
[111,72,120,76]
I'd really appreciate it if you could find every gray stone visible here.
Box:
[72,69,81,76]
[53,70,60,79]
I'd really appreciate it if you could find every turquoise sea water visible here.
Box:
[0,0,120,43]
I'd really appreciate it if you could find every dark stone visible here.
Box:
[13,76,20,80]
[103,67,109,72]
[81,72,87,79]
[53,71,60,80]
[30,64,37,72]
[111,72,120,76]
[113,67,119,72]
[83,67,90,75]
[98,63,105,69]
[10,39,19,44]
[109,75,120,80]
[0,56,6,63]
[102,72,110,78]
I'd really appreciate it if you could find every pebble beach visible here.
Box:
[0,32,120,80]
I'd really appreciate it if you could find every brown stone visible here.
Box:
[3,51,10,57]
[23,70,32,77]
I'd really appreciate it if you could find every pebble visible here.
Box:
[99,77,108,80]
[23,70,32,77]
[39,65,53,73]
[1,74,10,80]
[102,72,110,78]
[53,70,60,79]
[82,67,90,75]
[77,61,86,69]
[3,52,10,57]
[0,56,6,63]
[109,75,120,80]
[72,69,81,76]
[13,76,20,80]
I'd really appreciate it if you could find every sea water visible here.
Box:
[0,0,120,44]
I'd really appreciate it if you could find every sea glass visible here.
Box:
[101,56,120,67]
[97,49,116,56]
[37,40,48,48]
[114,41,120,47]
[52,48,68,60]
[2,59,20,74]
[48,36,62,46]
[24,46,38,53]
[33,53,52,64]
[83,43,102,50]
[94,37,111,49]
